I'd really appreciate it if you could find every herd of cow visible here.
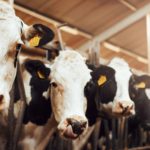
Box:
[0,0,150,150]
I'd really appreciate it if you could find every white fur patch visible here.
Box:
[0,1,24,111]
[108,57,132,102]
[145,89,150,100]
[42,90,49,99]
[108,57,135,115]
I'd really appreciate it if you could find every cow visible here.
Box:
[13,58,54,150]
[0,0,55,114]
[50,50,91,139]
[85,58,135,125]
[15,59,52,125]
[129,74,150,130]
[15,49,91,150]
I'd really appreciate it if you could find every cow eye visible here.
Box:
[51,82,57,88]
[16,44,22,50]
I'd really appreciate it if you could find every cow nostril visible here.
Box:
[81,121,87,128]
[0,95,3,103]
[130,104,134,110]
[123,106,129,112]
[118,102,123,109]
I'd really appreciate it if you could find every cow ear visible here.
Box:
[23,24,55,48]
[24,60,50,78]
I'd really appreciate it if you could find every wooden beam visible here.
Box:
[146,14,150,74]
[79,3,150,52]
[103,41,148,64]
[14,3,92,39]
[118,0,137,11]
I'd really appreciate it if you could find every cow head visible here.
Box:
[50,50,91,139]
[108,58,135,116]
[0,1,55,111]
[85,58,135,124]
[129,74,150,130]
[16,59,52,125]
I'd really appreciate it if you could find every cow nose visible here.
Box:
[118,101,134,114]
[113,100,135,116]
[67,118,87,135]
[0,95,3,103]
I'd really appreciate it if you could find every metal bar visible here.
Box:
[128,146,150,150]
[124,118,128,150]
[14,3,92,39]
[104,120,111,150]
[7,84,15,150]
[79,3,150,51]
[56,25,65,50]
[118,118,123,150]
[91,119,101,150]
[120,118,126,149]
[12,60,27,150]
[112,119,116,150]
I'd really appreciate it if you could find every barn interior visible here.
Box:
[5,0,150,150]
[14,0,150,74]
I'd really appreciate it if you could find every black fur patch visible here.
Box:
[85,64,117,125]
[33,24,54,47]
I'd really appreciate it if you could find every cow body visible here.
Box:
[85,58,135,125]
[0,0,55,113]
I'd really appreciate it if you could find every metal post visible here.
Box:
[7,84,15,150]
[90,119,101,150]
[112,119,116,150]
[12,60,27,150]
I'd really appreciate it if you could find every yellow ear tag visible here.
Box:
[29,35,41,47]
[135,82,146,89]
[37,71,45,79]
[98,75,107,86]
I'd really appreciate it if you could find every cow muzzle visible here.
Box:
[113,100,135,116]
[58,117,88,139]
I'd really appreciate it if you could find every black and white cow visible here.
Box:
[129,74,150,130]
[15,59,52,125]
[15,49,91,150]
[0,0,55,113]
[85,58,135,125]
[14,58,54,150]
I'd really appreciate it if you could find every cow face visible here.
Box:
[50,50,91,139]
[108,58,135,116]
[0,1,55,111]
[85,58,135,123]
[129,75,150,130]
